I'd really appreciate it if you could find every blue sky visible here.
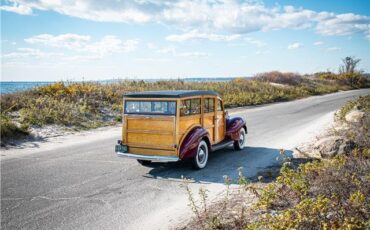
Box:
[1,0,369,81]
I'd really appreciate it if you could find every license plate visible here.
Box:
[115,144,128,153]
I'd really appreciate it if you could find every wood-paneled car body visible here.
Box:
[115,90,247,169]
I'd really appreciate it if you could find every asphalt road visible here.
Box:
[1,89,369,230]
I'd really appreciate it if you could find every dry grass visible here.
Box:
[0,72,369,141]
[254,71,303,85]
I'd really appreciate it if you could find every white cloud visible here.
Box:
[151,45,207,58]
[1,40,17,45]
[7,34,139,65]
[365,31,370,41]
[244,37,266,47]
[313,41,324,46]
[315,13,370,36]
[135,57,169,62]
[2,48,63,59]
[160,2,318,33]
[2,0,369,39]
[288,42,303,50]
[25,34,91,49]
[256,50,269,55]
[0,1,32,15]
[146,43,157,49]
[175,52,208,57]
[63,55,100,62]
[326,47,341,52]
[166,30,240,42]
[156,46,176,55]
[24,34,138,57]
[84,36,138,56]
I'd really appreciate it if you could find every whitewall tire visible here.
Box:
[192,140,209,169]
[234,128,246,150]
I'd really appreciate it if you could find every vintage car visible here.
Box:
[115,90,247,169]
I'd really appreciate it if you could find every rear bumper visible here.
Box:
[116,146,179,162]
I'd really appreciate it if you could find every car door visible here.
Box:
[215,98,225,143]
[203,97,216,143]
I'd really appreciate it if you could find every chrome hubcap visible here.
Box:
[198,148,206,163]
[239,132,245,145]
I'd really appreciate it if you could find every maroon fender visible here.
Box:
[226,117,247,140]
[179,126,210,160]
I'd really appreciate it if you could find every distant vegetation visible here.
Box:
[1,59,369,141]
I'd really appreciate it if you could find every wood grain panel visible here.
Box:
[127,133,173,146]
[127,119,173,131]
[125,115,175,150]
[179,116,201,134]
[128,147,176,156]
[203,113,215,142]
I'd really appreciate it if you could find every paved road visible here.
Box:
[1,89,369,230]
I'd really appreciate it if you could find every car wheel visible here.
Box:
[234,128,246,150]
[137,159,152,166]
[192,140,209,169]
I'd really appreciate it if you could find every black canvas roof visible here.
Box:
[124,90,219,98]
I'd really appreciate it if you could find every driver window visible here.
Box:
[217,99,223,111]
[204,98,215,113]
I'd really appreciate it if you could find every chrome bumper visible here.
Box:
[116,151,179,162]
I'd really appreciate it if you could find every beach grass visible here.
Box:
[1,71,369,141]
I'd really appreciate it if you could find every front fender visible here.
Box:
[179,126,210,160]
[226,116,247,140]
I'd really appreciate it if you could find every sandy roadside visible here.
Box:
[0,125,121,159]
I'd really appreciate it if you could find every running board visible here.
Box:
[211,140,234,151]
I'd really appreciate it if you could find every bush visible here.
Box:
[339,73,369,88]
[317,72,370,88]
[0,113,28,140]
[254,71,303,85]
[251,94,370,229]
[253,151,370,229]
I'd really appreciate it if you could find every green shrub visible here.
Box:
[254,152,370,229]
[0,113,28,140]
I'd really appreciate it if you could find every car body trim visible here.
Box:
[116,151,179,162]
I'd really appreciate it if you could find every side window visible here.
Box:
[204,98,215,113]
[180,98,201,116]
[217,99,223,111]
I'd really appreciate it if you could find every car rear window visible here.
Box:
[125,100,176,115]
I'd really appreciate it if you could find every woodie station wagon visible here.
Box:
[115,90,247,169]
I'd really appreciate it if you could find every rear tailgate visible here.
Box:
[123,115,177,157]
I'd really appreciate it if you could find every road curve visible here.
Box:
[1,89,369,230]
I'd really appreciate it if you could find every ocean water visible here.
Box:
[0,82,54,94]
